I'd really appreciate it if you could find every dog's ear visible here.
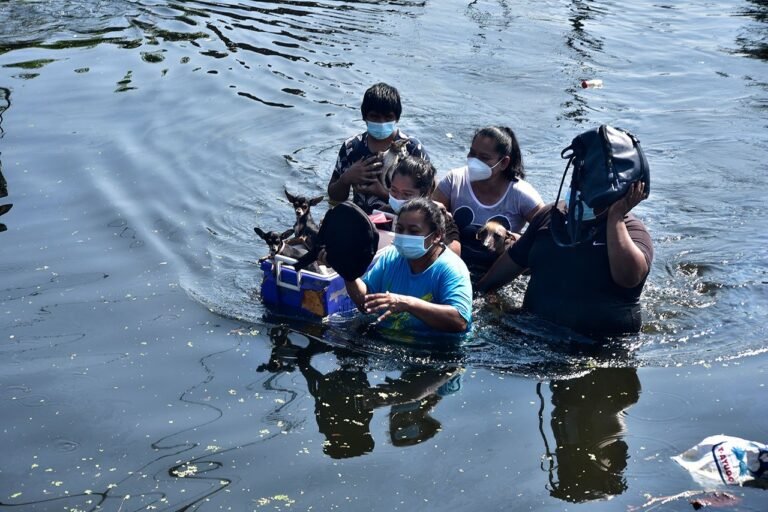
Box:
[475,227,487,240]
[284,188,296,203]
[309,195,324,207]
[254,226,267,239]
[280,228,294,240]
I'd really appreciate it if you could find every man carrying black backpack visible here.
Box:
[476,125,653,337]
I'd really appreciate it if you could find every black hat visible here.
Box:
[294,201,379,280]
[322,202,379,280]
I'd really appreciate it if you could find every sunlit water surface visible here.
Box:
[1,0,767,510]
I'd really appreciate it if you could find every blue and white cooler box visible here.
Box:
[259,218,395,318]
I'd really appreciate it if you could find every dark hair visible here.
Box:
[361,83,402,121]
[392,156,437,196]
[472,126,525,180]
[398,197,446,240]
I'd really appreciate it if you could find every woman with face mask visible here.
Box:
[343,198,472,333]
[383,156,462,256]
[433,126,544,270]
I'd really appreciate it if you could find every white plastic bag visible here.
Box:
[672,435,768,486]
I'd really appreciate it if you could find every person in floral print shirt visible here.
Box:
[327,82,430,214]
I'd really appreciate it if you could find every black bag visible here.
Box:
[561,125,650,210]
[551,125,650,247]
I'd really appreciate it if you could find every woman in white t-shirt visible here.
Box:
[433,126,544,270]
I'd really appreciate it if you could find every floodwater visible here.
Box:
[1,0,767,510]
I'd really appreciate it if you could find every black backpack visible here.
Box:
[551,125,650,246]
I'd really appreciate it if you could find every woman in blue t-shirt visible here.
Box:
[343,198,472,333]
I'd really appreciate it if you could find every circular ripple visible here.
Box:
[624,390,690,422]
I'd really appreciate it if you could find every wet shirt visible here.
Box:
[437,166,542,268]
[362,246,472,332]
[331,130,429,214]
[507,205,653,336]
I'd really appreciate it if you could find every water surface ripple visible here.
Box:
[1,0,768,510]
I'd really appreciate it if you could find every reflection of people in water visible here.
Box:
[539,367,641,502]
[0,87,11,233]
[387,369,462,447]
[258,325,461,458]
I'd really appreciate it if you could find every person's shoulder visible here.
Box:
[437,246,470,276]
[437,166,468,191]
[511,178,539,196]
[445,166,468,180]
[340,132,366,151]
[344,132,366,147]
[377,245,401,264]
[396,131,429,156]
[528,202,557,230]
[367,245,399,278]
[624,213,651,236]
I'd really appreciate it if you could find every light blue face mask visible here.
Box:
[564,187,596,221]
[367,120,397,140]
[393,231,434,260]
[388,194,409,213]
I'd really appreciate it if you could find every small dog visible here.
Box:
[284,188,323,252]
[476,220,518,256]
[254,227,307,262]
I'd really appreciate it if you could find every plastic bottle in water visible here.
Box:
[581,79,603,89]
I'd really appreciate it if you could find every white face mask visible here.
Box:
[393,231,434,260]
[388,195,409,213]
[467,157,502,182]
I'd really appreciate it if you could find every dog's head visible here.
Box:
[285,188,323,219]
[254,227,294,256]
[476,221,514,255]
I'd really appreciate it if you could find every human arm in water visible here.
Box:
[343,278,468,333]
[605,181,650,288]
[474,250,526,293]
[328,155,385,202]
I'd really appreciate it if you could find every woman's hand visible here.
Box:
[608,181,646,219]
[364,291,412,323]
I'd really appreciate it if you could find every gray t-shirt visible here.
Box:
[437,166,542,233]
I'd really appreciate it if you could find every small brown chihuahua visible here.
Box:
[476,220,518,256]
